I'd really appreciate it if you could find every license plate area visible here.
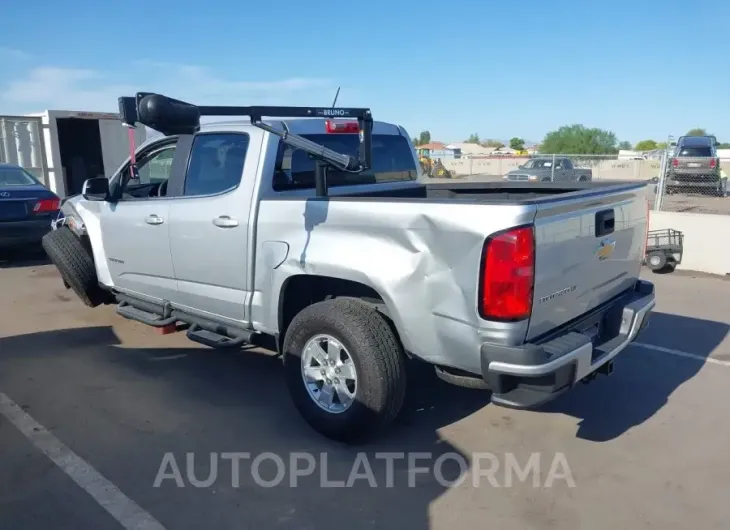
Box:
[687,162,701,167]
[0,201,29,221]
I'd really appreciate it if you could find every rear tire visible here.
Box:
[42,227,107,307]
[283,298,407,443]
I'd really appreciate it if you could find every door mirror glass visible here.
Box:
[82,177,110,201]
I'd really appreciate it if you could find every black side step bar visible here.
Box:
[116,301,177,327]
[115,296,257,349]
[186,325,253,349]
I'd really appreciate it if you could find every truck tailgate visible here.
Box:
[527,185,648,341]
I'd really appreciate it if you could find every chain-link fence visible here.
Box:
[427,149,730,215]
[653,144,729,215]
[435,153,663,181]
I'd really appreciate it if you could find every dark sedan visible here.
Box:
[0,163,60,249]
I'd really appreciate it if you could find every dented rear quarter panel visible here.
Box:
[251,198,535,375]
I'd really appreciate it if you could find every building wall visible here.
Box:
[649,211,730,276]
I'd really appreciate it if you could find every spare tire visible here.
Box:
[42,227,108,307]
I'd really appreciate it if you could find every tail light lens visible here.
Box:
[33,198,60,213]
[671,158,678,168]
[479,225,535,321]
[325,120,359,134]
[710,158,717,168]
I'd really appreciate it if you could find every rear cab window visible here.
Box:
[678,147,713,157]
[0,166,39,186]
[272,132,417,191]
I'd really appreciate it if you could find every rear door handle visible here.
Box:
[595,209,615,237]
[213,216,239,228]
[145,214,164,225]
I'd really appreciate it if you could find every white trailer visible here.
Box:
[0,110,146,197]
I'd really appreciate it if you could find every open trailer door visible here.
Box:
[0,115,48,185]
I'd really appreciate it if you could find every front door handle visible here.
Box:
[213,216,239,228]
[145,214,164,225]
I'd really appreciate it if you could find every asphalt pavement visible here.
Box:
[1,250,729,530]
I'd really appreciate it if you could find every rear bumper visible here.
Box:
[481,280,655,409]
[0,217,55,247]
[666,171,721,186]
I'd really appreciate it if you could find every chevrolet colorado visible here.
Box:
[43,93,655,442]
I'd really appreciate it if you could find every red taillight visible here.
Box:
[325,120,359,134]
[671,158,679,168]
[479,225,535,321]
[710,158,717,168]
[33,198,60,213]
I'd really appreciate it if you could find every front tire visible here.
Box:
[283,298,407,443]
[41,227,107,307]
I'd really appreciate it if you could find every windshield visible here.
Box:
[522,159,553,169]
[273,134,417,191]
[0,167,39,186]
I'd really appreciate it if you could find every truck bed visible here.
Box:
[305,178,649,344]
[341,179,646,203]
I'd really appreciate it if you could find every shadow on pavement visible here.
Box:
[0,326,488,530]
[0,246,50,269]
[542,311,728,442]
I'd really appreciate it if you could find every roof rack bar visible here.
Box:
[118,92,374,197]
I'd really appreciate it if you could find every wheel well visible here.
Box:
[278,275,390,350]
[79,233,94,254]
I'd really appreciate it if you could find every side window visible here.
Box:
[136,146,176,185]
[111,141,177,200]
[184,133,250,197]
[562,159,573,169]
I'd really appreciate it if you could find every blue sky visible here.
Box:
[1,0,728,145]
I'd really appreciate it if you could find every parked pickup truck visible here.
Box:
[504,157,592,182]
[43,93,655,443]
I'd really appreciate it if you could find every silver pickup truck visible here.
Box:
[44,93,655,443]
[504,157,593,182]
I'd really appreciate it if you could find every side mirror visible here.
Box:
[82,177,110,201]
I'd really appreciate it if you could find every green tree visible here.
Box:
[465,133,480,144]
[618,141,632,150]
[416,130,431,146]
[482,139,505,148]
[539,124,619,154]
[509,137,525,151]
[634,139,658,151]
[657,142,668,149]
[717,142,730,149]
[686,128,708,136]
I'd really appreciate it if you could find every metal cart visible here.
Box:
[645,228,684,271]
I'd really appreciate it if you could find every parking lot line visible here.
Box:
[0,392,166,530]
[633,342,730,367]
